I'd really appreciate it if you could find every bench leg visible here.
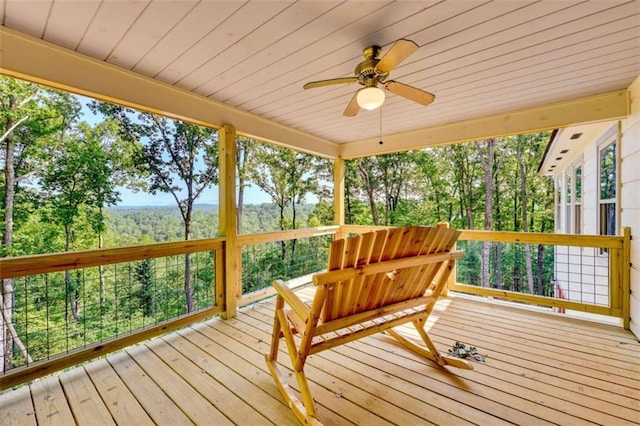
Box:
[265,296,322,425]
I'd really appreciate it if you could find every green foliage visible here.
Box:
[241,235,331,294]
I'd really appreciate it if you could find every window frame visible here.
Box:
[572,159,583,234]
[597,126,619,237]
[555,175,562,232]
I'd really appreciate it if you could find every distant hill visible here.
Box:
[104,203,320,245]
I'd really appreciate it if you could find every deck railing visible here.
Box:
[0,238,224,389]
[237,226,338,306]
[452,229,631,320]
[0,225,630,390]
[343,225,630,321]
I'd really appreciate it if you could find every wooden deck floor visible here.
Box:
[2,288,639,425]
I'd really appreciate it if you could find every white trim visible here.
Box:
[596,126,619,236]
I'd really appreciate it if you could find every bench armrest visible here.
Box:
[273,279,311,321]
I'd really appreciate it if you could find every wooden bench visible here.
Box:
[265,226,471,425]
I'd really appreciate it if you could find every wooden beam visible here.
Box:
[333,158,345,240]
[0,238,224,280]
[218,125,239,319]
[341,90,629,159]
[0,26,339,159]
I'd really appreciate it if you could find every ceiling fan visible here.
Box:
[303,39,435,117]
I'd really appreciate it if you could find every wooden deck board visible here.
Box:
[125,342,233,425]
[59,367,115,425]
[30,376,75,426]
[0,383,35,425]
[426,329,640,423]
[107,351,193,425]
[186,323,354,426]
[83,358,153,425]
[195,319,387,425]
[1,292,639,426]
[153,332,277,425]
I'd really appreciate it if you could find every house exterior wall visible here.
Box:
[621,76,640,338]
[553,126,617,310]
[551,75,639,337]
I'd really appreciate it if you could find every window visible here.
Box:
[599,140,617,236]
[574,165,582,234]
[556,176,562,231]
[565,171,572,233]
[561,161,582,234]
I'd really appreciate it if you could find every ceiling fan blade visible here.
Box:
[385,81,435,106]
[303,77,357,90]
[343,91,360,117]
[376,39,419,73]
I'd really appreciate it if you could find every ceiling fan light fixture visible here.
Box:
[357,86,385,110]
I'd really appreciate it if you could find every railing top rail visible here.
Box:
[341,225,623,249]
[0,237,224,280]
[237,226,339,246]
[458,229,624,249]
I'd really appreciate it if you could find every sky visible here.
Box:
[116,184,274,206]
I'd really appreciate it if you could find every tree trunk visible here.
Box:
[236,143,246,234]
[237,183,244,234]
[184,211,194,313]
[1,280,12,372]
[346,189,353,224]
[536,244,545,295]
[358,161,380,226]
[494,169,503,288]
[290,196,298,266]
[517,142,534,294]
[65,226,79,322]
[478,140,495,288]
[98,230,106,304]
[2,123,16,371]
[279,203,287,260]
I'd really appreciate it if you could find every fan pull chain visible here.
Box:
[379,106,383,145]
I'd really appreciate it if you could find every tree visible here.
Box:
[249,143,320,259]
[378,152,415,225]
[344,160,370,225]
[236,136,255,234]
[96,103,219,313]
[134,259,155,317]
[40,121,119,321]
[356,157,382,226]
[414,148,455,225]
[0,77,75,371]
[477,139,499,287]
[515,134,534,294]
[447,143,480,229]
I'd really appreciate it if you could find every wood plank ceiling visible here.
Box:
[1,1,639,147]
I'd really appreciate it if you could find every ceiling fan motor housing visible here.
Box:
[355,46,388,84]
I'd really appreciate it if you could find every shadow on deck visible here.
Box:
[2,288,639,425]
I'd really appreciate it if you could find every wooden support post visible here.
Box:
[219,124,239,319]
[622,227,631,330]
[333,158,345,240]
[437,222,454,296]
